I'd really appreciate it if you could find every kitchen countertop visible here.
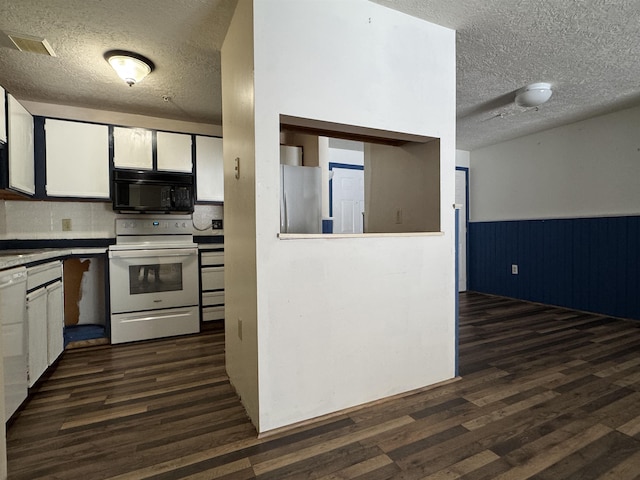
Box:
[0,247,108,270]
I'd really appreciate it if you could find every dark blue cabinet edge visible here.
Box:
[194,235,224,244]
[0,238,115,249]
[1,236,224,249]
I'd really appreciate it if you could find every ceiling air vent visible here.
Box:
[5,32,56,57]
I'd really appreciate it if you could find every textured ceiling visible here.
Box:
[372,0,640,149]
[0,0,236,125]
[1,0,639,150]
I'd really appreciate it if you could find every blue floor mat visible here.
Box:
[64,324,107,346]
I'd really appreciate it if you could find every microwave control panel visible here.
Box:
[115,215,192,236]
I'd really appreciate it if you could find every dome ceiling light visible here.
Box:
[104,50,155,87]
[515,82,553,108]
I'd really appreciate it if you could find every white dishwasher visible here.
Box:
[0,266,28,421]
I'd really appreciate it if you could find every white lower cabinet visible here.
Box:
[46,281,64,366]
[200,248,224,321]
[0,266,28,421]
[26,261,63,387]
[26,288,48,388]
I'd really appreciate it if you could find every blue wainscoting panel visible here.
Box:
[468,216,640,321]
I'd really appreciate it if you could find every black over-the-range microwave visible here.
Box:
[112,170,194,213]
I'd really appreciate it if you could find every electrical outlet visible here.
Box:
[237,318,243,340]
[511,264,519,275]
[212,219,223,230]
[62,219,72,231]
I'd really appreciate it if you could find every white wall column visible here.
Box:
[223,0,457,433]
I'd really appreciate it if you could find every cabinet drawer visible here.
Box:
[201,250,224,266]
[201,266,224,290]
[203,291,224,307]
[27,261,62,290]
[202,306,225,321]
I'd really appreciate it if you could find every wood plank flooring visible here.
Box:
[7,292,640,479]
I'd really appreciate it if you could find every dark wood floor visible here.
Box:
[7,292,640,479]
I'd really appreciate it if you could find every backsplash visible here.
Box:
[0,200,223,240]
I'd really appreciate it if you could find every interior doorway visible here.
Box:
[329,163,364,234]
[455,167,469,291]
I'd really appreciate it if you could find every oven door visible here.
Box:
[108,247,199,314]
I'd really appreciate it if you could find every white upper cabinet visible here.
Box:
[195,136,223,202]
[156,131,192,172]
[113,126,152,170]
[45,119,110,198]
[0,86,6,144]
[7,94,35,195]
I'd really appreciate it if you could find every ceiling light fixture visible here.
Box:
[515,82,553,108]
[104,50,154,86]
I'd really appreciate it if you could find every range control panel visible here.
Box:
[115,215,192,236]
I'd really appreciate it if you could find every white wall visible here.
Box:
[240,0,456,432]
[365,140,440,233]
[328,139,365,166]
[470,105,640,222]
[456,149,470,168]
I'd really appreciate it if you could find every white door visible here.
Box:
[455,169,468,291]
[331,167,364,234]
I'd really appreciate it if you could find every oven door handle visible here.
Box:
[109,248,197,259]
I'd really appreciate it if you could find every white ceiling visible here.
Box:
[1,0,639,151]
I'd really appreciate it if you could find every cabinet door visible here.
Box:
[46,281,64,365]
[0,86,6,143]
[196,136,223,202]
[157,131,192,172]
[113,126,153,170]
[45,119,110,198]
[27,288,48,387]
[7,94,35,195]
[201,266,224,291]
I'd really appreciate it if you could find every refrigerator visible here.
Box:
[280,164,322,234]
